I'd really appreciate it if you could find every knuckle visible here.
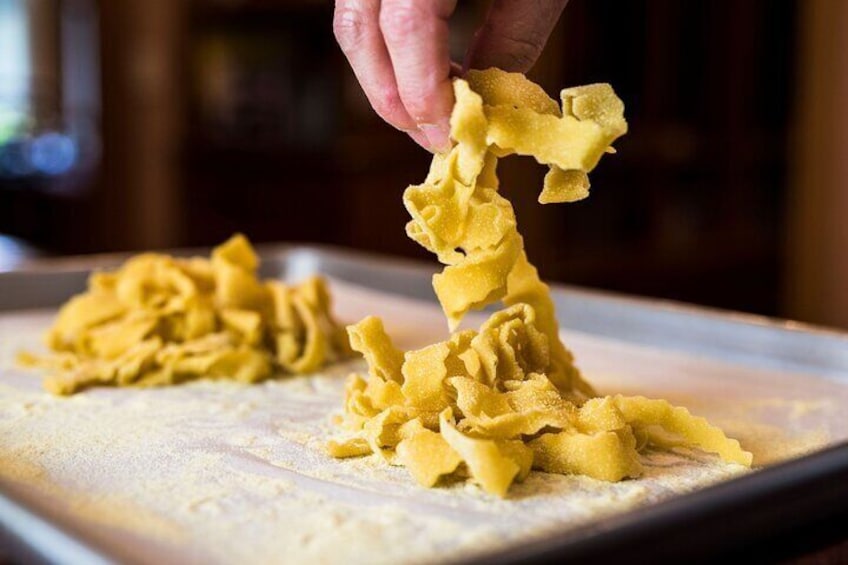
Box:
[501,36,543,71]
[371,87,408,124]
[398,95,429,122]
[333,4,370,51]
[379,1,427,39]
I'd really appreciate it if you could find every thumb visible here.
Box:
[464,0,569,73]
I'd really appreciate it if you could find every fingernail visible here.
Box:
[419,122,451,154]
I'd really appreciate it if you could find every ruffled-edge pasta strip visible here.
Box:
[405,69,626,400]
[18,234,351,394]
[329,69,751,496]
[329,307,752,497]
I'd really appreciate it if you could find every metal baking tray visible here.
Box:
[1,244,847,564]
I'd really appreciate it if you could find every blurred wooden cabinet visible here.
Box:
[179,0,427,252]
[11,0,845,327]
[506,0,795,316]
[170,0,798,319]
[785,0,848,329]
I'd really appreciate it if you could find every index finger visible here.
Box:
[379,0,457,153]
[333,0,431,149]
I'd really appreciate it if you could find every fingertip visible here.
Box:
[405,80,454,153]
[407,128,432,151]
[419,122,452,154]
[378,0,456,152]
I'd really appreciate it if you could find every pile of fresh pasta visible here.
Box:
[328,68,752,496]
[20,235,350,395]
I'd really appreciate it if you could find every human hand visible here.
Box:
[333,0,569,153]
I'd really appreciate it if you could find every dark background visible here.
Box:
[1,0,847,329]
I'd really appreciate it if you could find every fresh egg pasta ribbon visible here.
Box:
[19,235,350,394]
[406,68,626,399]
[330,69,751,496]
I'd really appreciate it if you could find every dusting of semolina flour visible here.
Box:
[0,282,845,564]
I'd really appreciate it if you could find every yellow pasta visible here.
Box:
[331,303,751,496]
[20,234,350,394]
[329,69,752,496]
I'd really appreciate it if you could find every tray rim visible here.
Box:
[4,241,848,341]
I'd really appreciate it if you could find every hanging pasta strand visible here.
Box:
[329,68,751,497]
